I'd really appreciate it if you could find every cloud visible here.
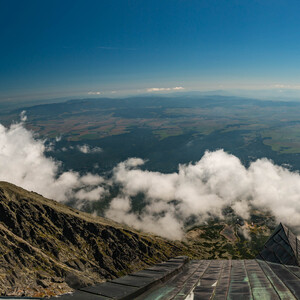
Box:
[0,116,105,204]
[105,151,300,239]
[273,84,290,89]
[88,91,101,95]
[55,136,62,142]
[60,144,103,154]
[75,186,106,202]
[1,116,300,240]
[20,110,27,122]
[147,88,172,92]
[77,144,103,154]
[106,196,183,240]
[270,84,300,89]
[147,87,185,92]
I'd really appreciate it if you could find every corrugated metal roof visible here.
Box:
[257,223,300,266]
[52,224,300,300]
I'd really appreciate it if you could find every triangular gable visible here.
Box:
[257,223,299,266]
[281,223,300,262]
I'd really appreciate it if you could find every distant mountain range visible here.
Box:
[2,88,300,113]
[160,89,300,101]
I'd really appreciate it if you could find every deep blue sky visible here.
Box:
[1,0,300,102]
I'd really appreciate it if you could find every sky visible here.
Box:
[1,0,300,102]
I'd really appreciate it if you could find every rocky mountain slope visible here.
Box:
[184,219,273,260]
[0,181,189,297]
[0,181,275,298]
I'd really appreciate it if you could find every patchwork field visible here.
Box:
[2,96,300,174]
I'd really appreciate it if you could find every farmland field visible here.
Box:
[2,95,300,174]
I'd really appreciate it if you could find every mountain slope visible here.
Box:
[0,181,187,297]
[0,181,276,297]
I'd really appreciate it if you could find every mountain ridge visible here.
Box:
[0,181,189,297]
[0,181,274,297]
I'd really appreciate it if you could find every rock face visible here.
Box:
[0,181,186,297]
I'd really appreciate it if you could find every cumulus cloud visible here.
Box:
[77,144,103,154]
[0,117,106,204]
[106,196,183,240]
[1,116,300,240]
[75,186,106,202]
[105,151,300,239]
[147,87,185,92]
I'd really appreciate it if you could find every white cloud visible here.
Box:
[77,144,103,154]
[88,91,101,95]
[20,110,27,122]
[75,186,106,202]
[106,196,183,240]
[55,135,62,142]
[106,150,300,239]
[1,116,300,240]
[270,84,300,89]
[45,141,55,152]
[147,88,171,92]
[0,116,105,204]
[147,87,185,92]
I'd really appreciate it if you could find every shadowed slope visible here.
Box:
[0,181,187,297]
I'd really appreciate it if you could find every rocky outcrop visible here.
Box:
[0,181,186,297]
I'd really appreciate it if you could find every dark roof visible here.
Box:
[257,223,300,266]
[52,224,300,300]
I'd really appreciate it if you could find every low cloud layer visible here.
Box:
[147,87,184,92]
[1,117,300,239]
[0,118,106,203]
[88,91,101,95]
[106,153,300,239]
